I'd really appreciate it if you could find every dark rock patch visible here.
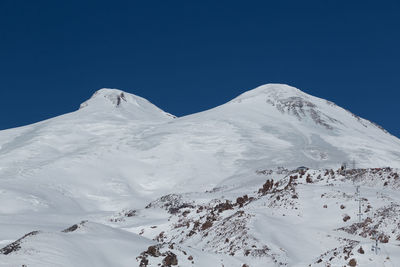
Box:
[0,231,40,255]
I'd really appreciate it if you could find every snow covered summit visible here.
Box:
[231,83,305,101]
[79,88,175,121]
[175,83,400,171]
[229,83,387,132]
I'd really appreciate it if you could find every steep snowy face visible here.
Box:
[232,84,338,129]
[228,84,384,132]
[78,88,176,121]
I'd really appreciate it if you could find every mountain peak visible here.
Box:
[231,84,307,103]
[80,88,143,109]
[223,83,395,136]
[78,88,176,121]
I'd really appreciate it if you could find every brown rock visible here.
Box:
[236,197,245,207]
[348,258,357,266]
[146,245,160,257]
[163,252,178,266]
[343,215,351,222]
[201,220,213,231]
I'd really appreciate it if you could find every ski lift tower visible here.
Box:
[351,160,363,222]
[371,235,380,255]
[354,184,363,222]
[356,195,363,222]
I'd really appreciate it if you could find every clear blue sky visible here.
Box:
[1,1,399,137]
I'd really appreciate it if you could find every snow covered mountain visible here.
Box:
[1,84,399,266]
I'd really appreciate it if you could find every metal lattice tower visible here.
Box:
[371,235,380,255]
[357,195,363,222]
[348,159,362,222]
[354,184,363,222]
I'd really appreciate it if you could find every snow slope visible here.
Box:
[0,84,399,266]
